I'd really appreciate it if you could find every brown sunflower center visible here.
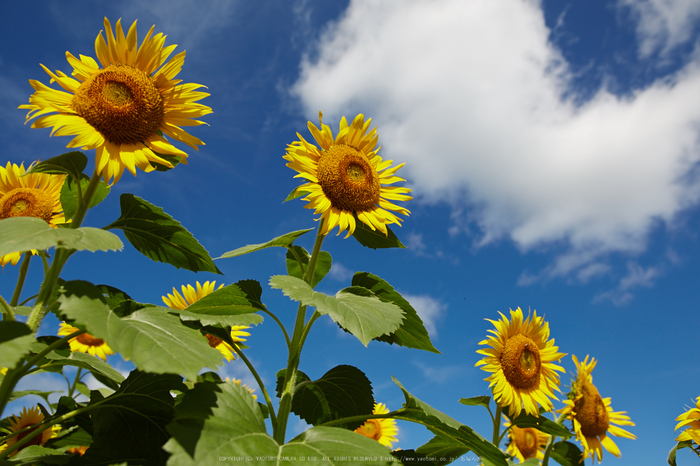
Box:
[75,333,106,347]
[0,187,54,223]
[317,145,381,212]
[513,427,539,459]
[14,425,43,448]
[358,419,382,441]
[574,382,610,437]
[501,334,542,390]
[71,64,164,145]
[206,334,223,348]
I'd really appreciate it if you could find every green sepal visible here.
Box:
[283,186,310,202]
[217,229,313,259]
[352,221,405,249]
[106,194,221,273]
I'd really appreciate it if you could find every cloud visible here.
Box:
[620,0,700,58]
[594,261,662,304]
[402,293,446,337]
[292,0,700,282]
[328,262,354,282]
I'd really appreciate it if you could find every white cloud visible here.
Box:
[402,293,446,337]
[292,0,700,282]
[328,262,354,282]
[620,0,700,58]
[594,261,661,304]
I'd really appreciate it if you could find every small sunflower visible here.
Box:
[354,402,398,448]
[476,307,566,417]
[560,355,636,463]
[58,322,114,361]
[20,18,211,185]
[675,396,700,444]
[504,418,549,463]
[162,281,250,361]
[0,161,67,266]
[3,406,56,456]
[284,112,412,237]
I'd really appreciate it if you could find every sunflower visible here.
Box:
[58,322,114,361]
[560,355,636,463]
[0,161,67,266]
[284,112,412,237]
[476,307,566,418]
[354,402,398,448]
[162,281,251,361]
[3,406,56,456]
[19,18,211,185]
[504,418,549,463]
[225,377,257,400]
[675,396,700,444]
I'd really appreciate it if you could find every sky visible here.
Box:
[1,0,700,464]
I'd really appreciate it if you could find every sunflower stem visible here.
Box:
[541,410,567,466]
[492,404,503,446]
[0,295,14,322]
[10,252,32,308]
[273,223,326,444]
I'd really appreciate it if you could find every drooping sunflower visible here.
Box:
[354,402,398,448]
[162,281,250,361]
[476,307,566,417]
[560,355,636,463]
[504,418,549,463]
[284,112,412,237]
[0,161,67,266]
[19,18,211,185]
[58,322,114,361]
[675,396,700,444]
[3,406,56,456]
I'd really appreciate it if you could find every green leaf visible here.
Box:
[506,411,573,439]
[217,228,313,259]
[106,194,220,273]
[0,217,123,257]
[286,246,332,288]
[459,396,491,409]
[58,280,223,380]
[24,151,87,180]
[668,440,694,466]
[172,280,265,328]
[0,321,35,369]
[392,378,508,466]
[550,440,584,466]
[352,221,405,249]
[44,351,125,391]
[75,371,184,466]
[283,365,374,430]
[60,175,110,221]
[270,275,404,346]
[164,380,399,465]
[415,436,470,465]
[353,272,439,353]
[283,186,310,202]
[392,449,442,466]
[8,445,72,464]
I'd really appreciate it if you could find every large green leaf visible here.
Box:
[173,280,265,328]
[269,275,404,346]
[506,411,573,439]
[550,440,583,466]
[164,380,399,465]
[57,281,223,380]
[415,436,470,465]
[60,175,110,221]
[458,396,491,409]
[74,371,185,466]
[392,378,508,466]
[0,217,123,257]
[353,272,439,353]
[352,222,405,249]
[24,151,87,180]
[276,365,374,430]
[106,194,220,273]
[286,246,332,288]
[0,321,35,369]
[43,350,125,391]
[217,228,313,259]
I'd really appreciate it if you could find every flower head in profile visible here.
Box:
[675,396,700,444]
[504,418,549,463]
[354,402,398,448]
[3,406,56,456]
[476,307,566,417]
[560,355,636,463]
[0,161,67,266]
[58,322,114,361]
[284,112,412,237]
[162,281,250,361]
[20,18,211,185]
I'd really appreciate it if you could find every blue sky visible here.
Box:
[2,0,700,464]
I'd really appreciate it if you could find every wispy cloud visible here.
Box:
[402,293,446,337]
[594,261,662,304]
[292,0,700,289]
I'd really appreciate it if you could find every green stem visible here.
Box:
[260,307,291,350]
[492,404,503,446]
[25,170,101,333]
[0,295,14,322]
[273,223,326,444]
[10,252,32,307]
[319,408,408,429]
[67,367,83,398]
[541,411,568,466]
